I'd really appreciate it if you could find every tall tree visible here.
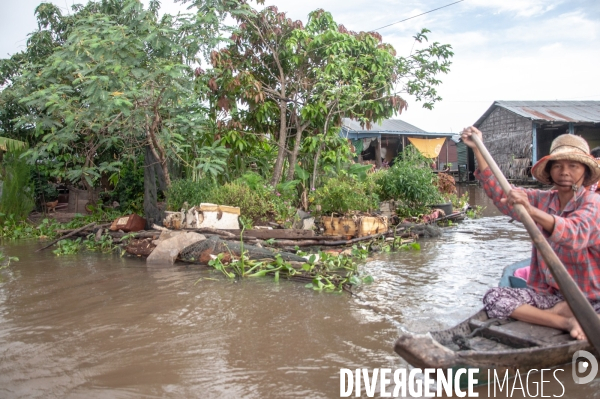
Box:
[197,2,453,185]
[1,0,223,192]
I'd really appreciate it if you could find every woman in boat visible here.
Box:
[461,127,600,340]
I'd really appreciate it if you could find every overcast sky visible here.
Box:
[1,0,599,133]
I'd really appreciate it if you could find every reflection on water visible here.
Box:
[0,187,596,398]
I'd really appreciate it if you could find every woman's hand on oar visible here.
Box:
[500,189,533,213]
[461,127,489,171]
[460,126,482,149]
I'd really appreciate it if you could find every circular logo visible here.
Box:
[572,350,599,384]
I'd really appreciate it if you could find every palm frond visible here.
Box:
[0,137,28,152]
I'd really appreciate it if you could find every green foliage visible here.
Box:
[167,178,216,211]
[467,205,485,219]
[78,206,123,225]
[199,5,453,186]
[206,181,275,223]
[1,0,454,202]
[271,198,298,228]
[31,166,58,206]
[236,172,268,192]
[83,233,118,253]
[0,137,28,152]
[192,142,230,182]
[3,0,217,190]
[52,233,118,256]
[110,157,145,213]
[0,215,41,240]
[0,250,18,271]
[168,173,298,226]
[0,151,34,222]
[310,176,379,215]
[444,192,469,210]
[302,250,372,292]
[202,245,372,293]
[52,238,82,256]
[375,146,443,217]
[235,172,298,227]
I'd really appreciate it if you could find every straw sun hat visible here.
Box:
[531,134,600,187]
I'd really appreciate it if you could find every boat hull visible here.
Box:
[394,310,595,385]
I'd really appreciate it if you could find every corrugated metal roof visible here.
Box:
[474,101,600,126]
[340,118,457,141]
[341,118,426,134]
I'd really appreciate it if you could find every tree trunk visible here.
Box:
[143,146,166,229]
[285,124,308,181]
[311,142,324,190]
[271,99,288,186]
[375,138,382,168]
[146,114,171,188]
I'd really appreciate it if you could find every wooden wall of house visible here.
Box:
[478,107,533,180]
[438,140,458,170]
[577,125,600,150]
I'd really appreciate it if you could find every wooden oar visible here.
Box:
[470,133,600,354]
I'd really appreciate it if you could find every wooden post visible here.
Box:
[446,139,449,169]
[375,137,382,168]
[532,122,538,164]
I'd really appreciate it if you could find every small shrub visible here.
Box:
[375,146,443,217]
[309,176,379,215]
[206,181,276,223]
[167,178,215,211]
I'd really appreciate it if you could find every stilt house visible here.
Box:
[470,101,600,182]
[340,118,459,170]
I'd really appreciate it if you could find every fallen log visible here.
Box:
[268,233,386,247]
[179,236,306,264]
[182,227,237,238]
[224,229,315,239]
[109,230,162,239]
[35,222,96,252]
[55,222,111,235]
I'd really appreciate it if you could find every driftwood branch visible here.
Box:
[183,227,237,238]
[35,222,96,252]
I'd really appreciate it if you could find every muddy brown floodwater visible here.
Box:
[0,187,598,398]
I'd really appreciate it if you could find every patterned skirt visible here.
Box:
[483,287,600,319]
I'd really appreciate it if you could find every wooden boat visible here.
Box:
[498,258,530,288]
[394,309,595,385]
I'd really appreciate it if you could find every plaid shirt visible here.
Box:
[476,167,600,300]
